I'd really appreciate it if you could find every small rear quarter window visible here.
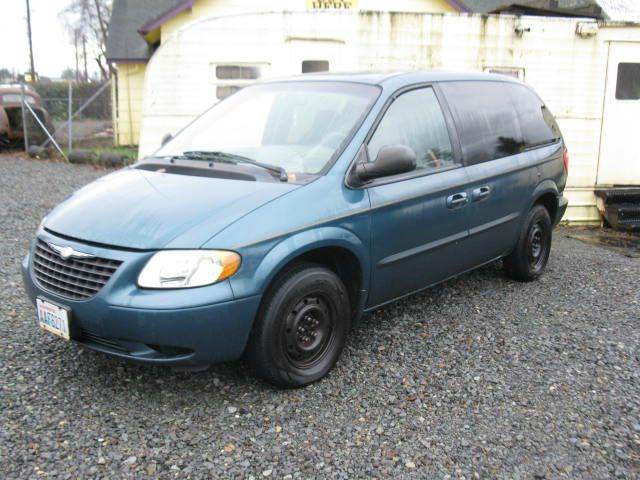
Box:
[508,84,561,148]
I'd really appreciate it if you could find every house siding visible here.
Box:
[113,63,147,146]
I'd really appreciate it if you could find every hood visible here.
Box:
[44,168,297,249]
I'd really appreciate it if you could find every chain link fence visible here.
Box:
[0,80,136,166]
[38,80,113,152]
[1,80,114,158]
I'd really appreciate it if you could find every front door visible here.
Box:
[597,42,640,186]
[365,86,473,307]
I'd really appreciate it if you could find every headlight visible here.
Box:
[138,250,241,289]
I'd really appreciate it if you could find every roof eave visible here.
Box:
[137,0,195,35]
[447,0,470,13]
[106,57,150,64]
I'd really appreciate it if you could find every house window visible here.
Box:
[615,63,640,100]
[302,60,330,74]
[211,63,267,100]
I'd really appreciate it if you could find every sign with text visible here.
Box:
[306,0,359,9]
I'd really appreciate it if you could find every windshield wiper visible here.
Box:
[182,150,288,182]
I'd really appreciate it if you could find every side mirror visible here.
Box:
[351,145,416,185]
[161,133,173,147]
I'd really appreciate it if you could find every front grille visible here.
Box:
[32,239,122,300]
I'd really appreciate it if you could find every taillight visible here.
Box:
[562,147,569,174]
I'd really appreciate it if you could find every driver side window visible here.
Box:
[368,87,455,173]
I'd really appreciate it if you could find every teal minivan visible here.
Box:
[22,72,568,387]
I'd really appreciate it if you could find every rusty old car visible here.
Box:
[0,84,53,146]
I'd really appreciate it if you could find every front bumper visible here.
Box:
[22,230,261,366]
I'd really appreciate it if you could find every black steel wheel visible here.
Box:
[245,263,350,388]
[283,295,335,368]
[527,221,546,270]
[504,204,552,281]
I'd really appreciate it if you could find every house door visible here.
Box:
[597,42,640,186]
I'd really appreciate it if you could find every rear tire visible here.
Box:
[504,205,552,282]
[245,263,350,388]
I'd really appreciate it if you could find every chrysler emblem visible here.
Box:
[48,242,95,260]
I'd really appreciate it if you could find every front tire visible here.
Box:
[504,205,552,281]
[245,263,350,387]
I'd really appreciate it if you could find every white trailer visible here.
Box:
[138,11,640,226]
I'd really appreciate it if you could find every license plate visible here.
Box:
[36,297,71,340]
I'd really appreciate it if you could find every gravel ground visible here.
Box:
[1,156,639,479]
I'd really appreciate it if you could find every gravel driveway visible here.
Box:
[1,156,639,479]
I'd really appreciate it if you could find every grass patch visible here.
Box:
[61,146,138,160]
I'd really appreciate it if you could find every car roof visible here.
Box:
[266,70,521,86]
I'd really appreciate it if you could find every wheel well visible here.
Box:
[534,192,558,223]
[268,247,363,321]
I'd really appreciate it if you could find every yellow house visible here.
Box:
[105,0,464,146]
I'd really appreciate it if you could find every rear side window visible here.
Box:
[440,81,524,165]
[368,87,454,173]
[441,81,560,164]
[508,83,561,147]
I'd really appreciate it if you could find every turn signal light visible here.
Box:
[562,147,569,174]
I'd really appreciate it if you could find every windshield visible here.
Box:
[155,81,380,177]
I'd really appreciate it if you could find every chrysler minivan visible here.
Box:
[22,72,568,387]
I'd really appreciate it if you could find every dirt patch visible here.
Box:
[564,226,640,258]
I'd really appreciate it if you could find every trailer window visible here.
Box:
[302,60,330,74]
[615,63,640,100]
[212,63,266,100]
[216,65,261,80]
[216,85,242,100]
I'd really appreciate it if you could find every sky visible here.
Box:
[1,0,83,78]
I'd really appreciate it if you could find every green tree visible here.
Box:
[61,68,77,81]
[0,68,14,83]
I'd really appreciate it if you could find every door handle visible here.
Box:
[472,186,491,202]
[446,192,468,209]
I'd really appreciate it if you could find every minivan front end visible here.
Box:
[21,228,262,366]
[19,78,384,383]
